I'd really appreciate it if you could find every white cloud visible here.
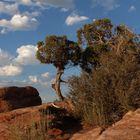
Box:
[34,0,74,9]
[65,14,89,26]
[61,8,69,12]
[0,0,74,34]
[28,75,38,83]
[92,0,119,11]
[41,72,50,78]
[0,2,18,15]
[28,75,49,86]
[128,5,136,12]
[14,45,39,65]
[51,78,56,84]
[0,64,22,76]
[23,11,41,17]
[0,14,39,33]
[0,48,13,65]
[15,0,74,9]
[17,0,33,5]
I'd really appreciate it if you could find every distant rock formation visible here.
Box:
[0,86,42,113]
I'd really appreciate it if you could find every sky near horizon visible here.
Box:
[0,0,140,102]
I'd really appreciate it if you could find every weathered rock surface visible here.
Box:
[0,86,42,113]
[0,102,140,140]
[0,102,73,140]
[98,109,140,140]
[71,108,140,140]
[0,104,49,140]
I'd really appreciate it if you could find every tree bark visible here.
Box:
[52,67,64,101]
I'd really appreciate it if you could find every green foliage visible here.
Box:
[36,35,81,100]
[36,35,81,70]
[68,51,140,126]
[77,19,139,72]
[35,19,140,127]
[77,18,113,47]
[80,44,108,72]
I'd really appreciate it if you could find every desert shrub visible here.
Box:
[68,51,140,126]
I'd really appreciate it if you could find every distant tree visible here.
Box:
[77,19,139,72]
[36,35,81,100]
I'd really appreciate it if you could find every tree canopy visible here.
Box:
[36,35,81,100]
[77,18,139,72]
[37,36,81,70]
[36,19,140,101]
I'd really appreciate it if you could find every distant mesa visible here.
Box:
[0,86,42,113]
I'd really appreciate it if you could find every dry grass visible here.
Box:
[8,106,71,140]
[68,52,140,126]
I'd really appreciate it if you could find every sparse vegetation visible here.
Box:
[8,106,77,140]
[67,19,140,126]
[2,18,140,139]
[68,51,140,126]
[9,109,49,140]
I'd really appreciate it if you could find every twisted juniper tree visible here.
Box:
[36,35,81,100]
[77,19,139,72]
[77,19,113,72]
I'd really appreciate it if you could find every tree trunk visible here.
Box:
[52,67,64,101]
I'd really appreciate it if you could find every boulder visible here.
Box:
[70,108,140,140]
[98,109,140,140]
[0,86,42,113]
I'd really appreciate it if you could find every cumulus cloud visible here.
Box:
[28,75,38,83]
[0,2,18,15]
[0,64,22,76]
[61,8,69,12]
[3,0,75,11]
[0,48,13,65]
[17,0,33,5]
[14,45,39,65]
[28,75,49,86]
[38,0,74,9]
[0,48,22,76]
[0,14,39,33]
[10,0,74,9]
[92,0,119,11]
[23,11,41,17]
[41,72,50,78]
[0,0,74,34]
[128,5,136,12]
[65,14,89,26]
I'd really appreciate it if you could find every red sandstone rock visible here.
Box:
[0,104,48,140]
[0,102,71,140]
[98,109,140,140]
[70,109,140,140]
[0,86,42,113]
[0,101,139,140]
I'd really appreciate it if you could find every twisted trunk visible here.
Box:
[52,67,64,101]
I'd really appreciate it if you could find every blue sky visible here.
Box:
[0,0,140,102]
